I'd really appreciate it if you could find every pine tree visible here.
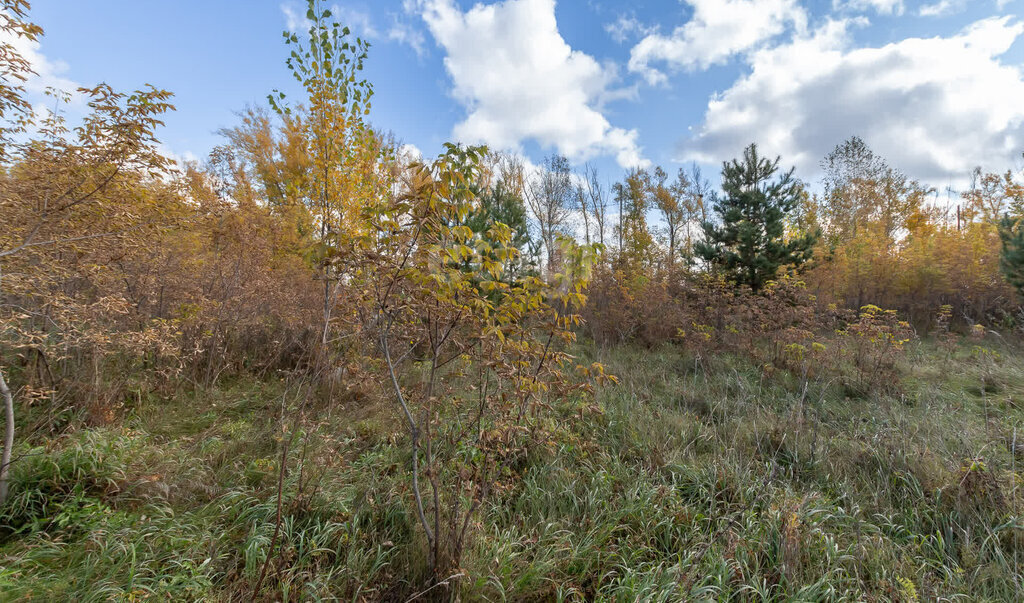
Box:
[999,215,1024,298]
[695,143,818,292]
[466,179,539,279]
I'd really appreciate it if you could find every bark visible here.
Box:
[380,330,435,568]
[0,368,14,505]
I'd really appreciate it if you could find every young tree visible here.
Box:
[583,163,609,250]
[695,144,818,292]
[215,106,312,218]
[821,136,931,244]
[354,144,606,580]
[0,2,42,501]
[999,215,1024,299]
[465,177,538,279]
[269,0,382,349]
[963,167,1024,225]
[574,183,591,245]
[650,166,685,269]
[612,168,656,270]
[820,136,885,242]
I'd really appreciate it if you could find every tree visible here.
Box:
[524,154,573,273]
[269,0,382,349]
[353,143,607,580]
[963,167,1024,225]
[999,215,1024,299]
[612,168,656,270]
[678,163,712,266]
[214,106,313,221]
[0,0,41,161]
[650,166,686,269]
[465,177,538,280]
[583,163,609,250]
[695,144,818,292]
[0,1,43,501]
[821,136,931,244]
[821,136,885,243]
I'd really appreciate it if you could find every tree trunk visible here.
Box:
[0,368,14,505]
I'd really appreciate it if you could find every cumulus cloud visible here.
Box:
[628,0,807,85]
[682,16,1024,183]
[417,0,647,168]
[399,142,423,161]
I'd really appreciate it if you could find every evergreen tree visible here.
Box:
[695,143,818,292]
[466,179,539,279]
[998,215,1024,298]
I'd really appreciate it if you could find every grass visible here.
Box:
[1,337,1023,600]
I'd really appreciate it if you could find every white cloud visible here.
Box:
[417,0,647,168]
[834,0,905,15]
[280,3,311,32]
[388,21,427,57]
[683,16,1024,184]
[0,26,80,99]
[919,0,961,17]
[605,15,655,45]
[331,4,378,39]
[399,142,423,161]
[628,0,807,85]
[920,1,1013,17]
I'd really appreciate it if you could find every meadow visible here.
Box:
[1,337,1022,601]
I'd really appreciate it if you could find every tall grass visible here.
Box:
[1,339,1022,600]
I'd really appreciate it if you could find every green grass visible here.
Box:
[1,338,1023,600]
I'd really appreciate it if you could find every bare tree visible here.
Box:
[524,154,573,273]
[681,162,712,260]
[583,163,609,250]
[575,182,591,245]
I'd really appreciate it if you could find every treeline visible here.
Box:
[2,0,1024,589]
[463,137,1023,352]
[571,137,1024,344]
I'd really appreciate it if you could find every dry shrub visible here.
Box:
[942,457,1008,517]
[585,269,920,396]
[831,305,914,396]
[582,267,686,347]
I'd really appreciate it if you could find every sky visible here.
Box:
[15,0,1024,192]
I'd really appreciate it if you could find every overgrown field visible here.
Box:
[1,338,1022,601]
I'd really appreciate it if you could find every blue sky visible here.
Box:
[17,0,1024,190]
